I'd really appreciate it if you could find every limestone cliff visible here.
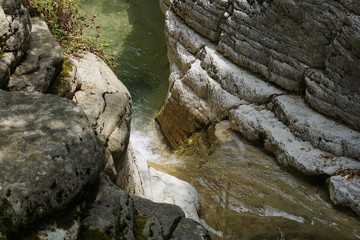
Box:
[157,0,360,215]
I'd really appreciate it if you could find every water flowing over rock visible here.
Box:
[157,0,360,215]
[0,90,106,228]
[117,144,201,222]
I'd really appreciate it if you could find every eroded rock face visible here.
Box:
[0,91,106,228]
[0,0,31,87]
[73,52,132,172]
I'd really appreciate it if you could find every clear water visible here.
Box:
[80,0,360,239]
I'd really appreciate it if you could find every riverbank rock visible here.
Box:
[0,91,106,233]
[158,0,360,215]
[73,52,132,172]
[6,17,63,92]
[0,0,31,87]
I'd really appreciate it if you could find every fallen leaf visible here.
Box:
[345,174,351,180]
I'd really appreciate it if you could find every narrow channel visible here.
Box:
[80,0,360,239]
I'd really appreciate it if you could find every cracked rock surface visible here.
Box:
[73,52,132,171]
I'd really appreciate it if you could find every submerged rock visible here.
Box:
[0,91,106,230]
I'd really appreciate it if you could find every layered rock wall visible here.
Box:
[157,0,360,214]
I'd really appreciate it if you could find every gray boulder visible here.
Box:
[0,91,106,230]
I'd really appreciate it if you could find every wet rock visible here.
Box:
[273,95,360,160]
[116,145,146,196]
[0,91,106,228]
[81,174,135,240]
[229,104,360,176]
[0,0,31,87]
[7,17,63,92]
[73,52,132,172]
[118,144,201,222]
[157,79,216,148]
[328,176,360,215]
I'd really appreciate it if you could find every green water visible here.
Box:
[80,0,169,128]
[79,1,360,239]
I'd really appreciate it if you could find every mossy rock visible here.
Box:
[48,56,74,95]
[175,124,217,158]
[133,214,148,240]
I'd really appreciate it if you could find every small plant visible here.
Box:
[27,0,119,68]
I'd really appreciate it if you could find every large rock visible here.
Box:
[7,17,63,92]
[73,52,132,172]
[0,91,106,231]
[0,0,31,87]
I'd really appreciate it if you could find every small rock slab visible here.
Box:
[229,104,360,175]
[0,91,106,227]
[329,176,360,215]
[273,95,360,159]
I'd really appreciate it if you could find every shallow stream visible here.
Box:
[80,0,360,239]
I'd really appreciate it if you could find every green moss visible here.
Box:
[48,57,73,95]
[79,228,111,240]
[175,125,216,158]
[133,214,148,240]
